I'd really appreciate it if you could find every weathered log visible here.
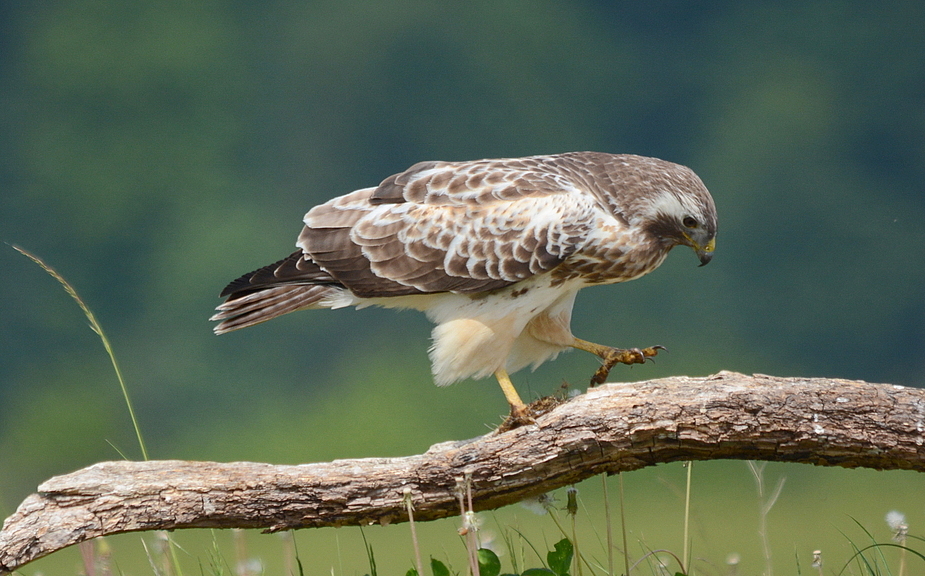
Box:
[2,371,923,573]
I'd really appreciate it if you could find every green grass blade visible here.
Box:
[836,543,925,576]
[848,515,892,575]
[834,524,878,576]
[12,244,149,461]
[360,525,377,576]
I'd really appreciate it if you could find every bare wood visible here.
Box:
[3,371,924,572]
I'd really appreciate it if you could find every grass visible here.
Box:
[12,244,149,461]
[9,245,925,575]
[747,461,786,576]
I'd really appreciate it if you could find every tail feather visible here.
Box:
[211,284,336,333]
[212,251,346,333]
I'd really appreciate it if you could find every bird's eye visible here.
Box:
[682,217,698,228]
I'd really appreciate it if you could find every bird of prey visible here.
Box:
[212,152,717,421]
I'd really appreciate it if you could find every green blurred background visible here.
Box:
[2,1,924,574]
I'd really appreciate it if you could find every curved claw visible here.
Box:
[588,344,667,386]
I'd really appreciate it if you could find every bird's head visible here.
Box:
[629,160,718,266]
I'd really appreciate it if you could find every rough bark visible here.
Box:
[2,371,924,573]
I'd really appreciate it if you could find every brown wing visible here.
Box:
[297,155,606,298]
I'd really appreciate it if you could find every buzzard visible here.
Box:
[212,152,717,420]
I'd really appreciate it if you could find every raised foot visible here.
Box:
[590,345,666,386]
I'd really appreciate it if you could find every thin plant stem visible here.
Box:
[619,473,630,576]
[168,532,186,576]
[567,486,582,576]
[281,532,297,576]
[747,461,785,576]
[147,532,176,576]
[457,474,480,576]
[403,488,425,576]
[683,461,693,574]
[80,540,97,576]
[359,526,377,576]
[893,516,909,576]
[602,475,614,576]
[13,245,149,460]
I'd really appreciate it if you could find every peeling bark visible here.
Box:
[2,372,924,573]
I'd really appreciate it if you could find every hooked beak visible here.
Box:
[694,237,715,267]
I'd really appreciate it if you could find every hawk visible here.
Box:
[212,152,717,420]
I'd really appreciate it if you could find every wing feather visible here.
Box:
[218,251,338,298]
[298,156,605,298]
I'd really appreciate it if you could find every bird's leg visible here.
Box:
[570,338,665,386]
[494,369,531,422]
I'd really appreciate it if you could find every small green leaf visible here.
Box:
[520,569,557,576]
[405,570,418,576]
[430,558,451,576]
[477,549,501,576]
[547,538,573,576]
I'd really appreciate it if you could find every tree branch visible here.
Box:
[2,371,924,572]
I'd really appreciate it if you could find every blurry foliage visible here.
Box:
[1,0,923,525]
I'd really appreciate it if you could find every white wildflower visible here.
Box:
[886,510,908,542]
[520,492,556,515]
